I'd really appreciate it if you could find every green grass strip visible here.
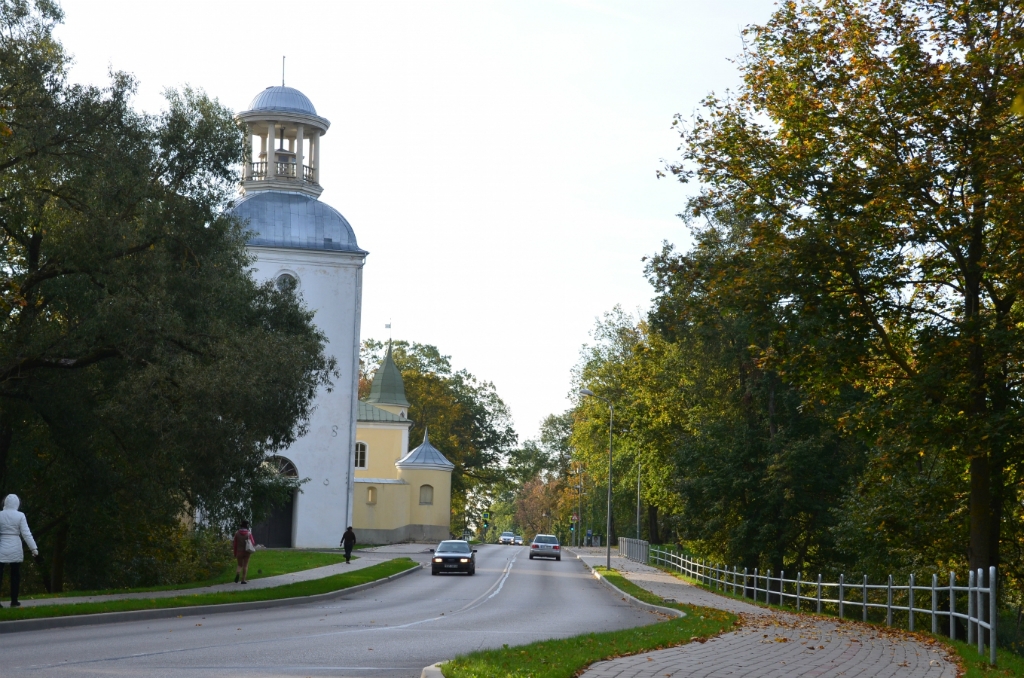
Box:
[926,638,1024,677]
[441,567,736,678]
[20,549,356,600]
[594,566,685,610]
[0,558,416,622]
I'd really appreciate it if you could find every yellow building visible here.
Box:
[352,345,454,543]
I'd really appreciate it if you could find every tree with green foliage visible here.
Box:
[669,0,1024,578]
[0,0,331,591]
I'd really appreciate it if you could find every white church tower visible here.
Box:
[231,86,365,548]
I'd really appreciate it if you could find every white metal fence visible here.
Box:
[619,536,648,564]
[618,537,998,665]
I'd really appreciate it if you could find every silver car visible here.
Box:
[529,534,561,560]
[498,531,515,545]
[513,535,523,545]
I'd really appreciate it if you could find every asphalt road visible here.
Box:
[4,545,660,677]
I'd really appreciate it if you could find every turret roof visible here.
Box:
[396,428,454,471]
[366,343,410,407]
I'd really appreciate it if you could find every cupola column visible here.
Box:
[312,132,321,184]
[296,124,305,183]
[267,122,277,179]
[243,125,253,180]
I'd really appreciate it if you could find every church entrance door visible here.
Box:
[252,457,298,548]
[253,493,294,547]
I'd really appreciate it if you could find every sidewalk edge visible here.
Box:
[568,550,685,619]
[0,562,422,634]
[420,662,444,678]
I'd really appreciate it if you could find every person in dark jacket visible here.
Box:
[341,526,356,563]
[233,520,255,584]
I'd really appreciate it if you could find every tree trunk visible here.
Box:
[49,521,68,593]
[0,418,11,497]
[647,504,660,544]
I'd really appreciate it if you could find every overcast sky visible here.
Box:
[54,0,774,440]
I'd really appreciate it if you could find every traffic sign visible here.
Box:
[572,513,579,522]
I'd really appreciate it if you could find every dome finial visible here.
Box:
[423,426,429,445]
[282,55,285,87]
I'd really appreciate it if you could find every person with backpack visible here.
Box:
[233,520,256,584]
[0,494,38,608]
[341,526,356,563]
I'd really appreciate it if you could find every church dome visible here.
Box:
[231,191,365,253]
[248,86,317,115]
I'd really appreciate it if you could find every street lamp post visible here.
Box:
[636,460,641,540]
[580,387,613,571]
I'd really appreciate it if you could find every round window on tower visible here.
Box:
[276,273,298,293]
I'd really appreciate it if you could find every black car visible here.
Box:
[430,540,477,575]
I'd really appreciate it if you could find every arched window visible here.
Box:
[354,442,367,469]
[366,486,377,504]
[419,484,434,505]
[265,456,298,477]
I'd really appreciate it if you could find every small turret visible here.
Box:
[366,343,410,416]
[396,428,455,472]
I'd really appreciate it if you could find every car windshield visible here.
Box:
[501,532,513,537]
[533,535,558,544]
[436,541,471,553]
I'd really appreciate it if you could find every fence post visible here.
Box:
[967,569,975,645]
[978,568,984,657]
[839,573,845,619]
[743,567,748,599]
[817,574,822,613]
[909,573,915,631]
[931,573,938,635]
[950,571,956,642]
[768,570,773,606]
[863,574,868,622]
[754,568,758,603]
[884,577,892,630]
[797,572,802,612]
[780,570,785,607]
[989,565,997,666]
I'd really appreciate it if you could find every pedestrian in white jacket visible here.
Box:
[0,494,38,607]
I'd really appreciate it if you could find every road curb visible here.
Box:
[420,662,444,677]
[569,550,685,619]
[0,562,422,634]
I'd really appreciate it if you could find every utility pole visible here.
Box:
[636,460,641,540]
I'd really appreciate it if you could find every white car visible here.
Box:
[529,534,561,560]
[498,531,515,545]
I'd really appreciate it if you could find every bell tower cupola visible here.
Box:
[236,86,330,198]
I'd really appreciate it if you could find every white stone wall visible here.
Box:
[247,245,365,548]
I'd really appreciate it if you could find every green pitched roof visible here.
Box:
[357,401,407,423]
[366,343,410,407]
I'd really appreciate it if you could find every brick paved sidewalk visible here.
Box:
[12,543,431,609]
[571,549,959,678]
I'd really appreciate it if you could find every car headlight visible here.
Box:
[460,558,470,563]
[434,558,442,563]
